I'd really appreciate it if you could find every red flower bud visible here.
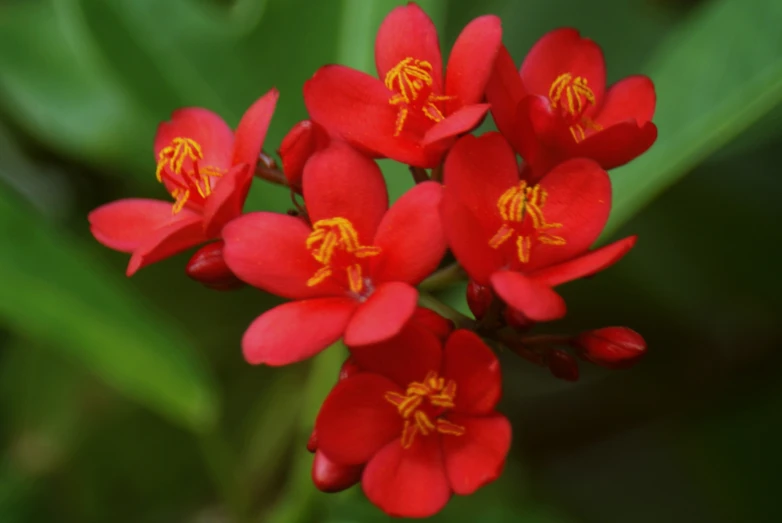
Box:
[186,241,244,290]
[502,307,535,331]
[278,120,328,188]
[547,349,579,381]
[573,327,646,369]
[311,450,363,493]
[338,357,362,381]
[466,280,493,319]
[410,307,454,342]
[307,429,318,453]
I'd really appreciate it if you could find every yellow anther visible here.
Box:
[155,136,224,213]
[384,371,462,448]
[548,73,604,143]
[384,57,455,136]
[305,217,381,293]
[490,182,566,263]
[549,73,596,116]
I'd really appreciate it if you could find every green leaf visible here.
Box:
[0,0,155,176]
[604,0,782,236]
[0,134,219,432]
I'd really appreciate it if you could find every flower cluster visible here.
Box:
[89,3,654,518]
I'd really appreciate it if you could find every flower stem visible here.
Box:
[409,165,430,184]
[419,262,466,291]
[418,291,476,330]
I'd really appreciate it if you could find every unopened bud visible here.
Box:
[186,241,244,290]
[573,327,646,369]
[307,429,318,453]
[547,349,579,381]
[311,450,363,493]
[278,120,328,188]
[411,307,454,342]
[466,280,493,319]
[339,357,361,381]
[503,307,535,331]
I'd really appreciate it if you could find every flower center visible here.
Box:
[155,137,225,213]
[384,57,455,137]
[305,217,381,295]
[385,371,465,449]
[489,182,566,264]
[548,73,602,142]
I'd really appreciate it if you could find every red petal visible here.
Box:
[89,198,178,253]
[520,28,606,104]
[521,157,611,271]
[411,307,454,343]
[439,194,503,286]
[126,213,207,276]
[575,121,658,170]
[442,414,511,495]
[422,103,490,146]
[343,282,418,347]
[349,322,443,388]
[363,436,450,518]
[441,132,518,232]
[512,95,564,178]
[485,45,526,145]
[312,450,363,493]
[303,142,388,243]
[222,212,342,299]
[596,75,656,127]
[242,298,357,366]
[154,107,234,172]
[443,330,501,416]
[375,3,443,89]
[279,120,329,188]
[530,236,637,287]
[305,65,434,165]
[371,182,446,285]
[490,270,566,322]
[316,373,403,466]
[231,88,278,172]
[202,164,252,237]
[445,15,502,108]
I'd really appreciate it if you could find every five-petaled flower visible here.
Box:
[88,89,279,275]
[222,142,447,365]
[486,28,657,179]
[440,132,637,322]
[304,3,502,167]
[315,326,510,518]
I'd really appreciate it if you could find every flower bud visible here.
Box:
[466,280,493,319]
[311,450,363,493]
[185,241,244,290]
[307,429,318,453]
[411,307,454,342]
[573,327,646,369]
[278,120,328,188]
[338,357,361,381]
[502,307,535,331]
[547,349,579,381]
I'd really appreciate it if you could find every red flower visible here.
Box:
[441,132,636,322]
[486,29,657,179]
[304,3,502,168]
[315,328,510,518]
[222,142,446,365]
[88,89,279,275]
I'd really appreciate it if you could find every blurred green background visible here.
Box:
[1,0,781,521]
